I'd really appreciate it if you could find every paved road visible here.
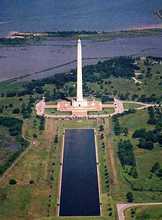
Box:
[117,203,162,220]
[114,98,124,114]
[106,119,118,186]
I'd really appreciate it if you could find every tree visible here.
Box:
[113,116,121,135]
[158,134,162,145]
[0,189,7,202]
[9,103,13,108]
[157,169,162,178]
[132,128,146,139]
[129,166,138,178]
[54,135,58,143]
[118,140,136,166]
[145,67,152,77]
[150,162,160,173]
[147,107,156,125]
[68,86,75,97]
[145,130,156,142]
[12,108,20,114]
[9,179,17,185]
[21,103,30,118]
[0,117,23,137]
[100,133,104,139]
[138,139,154,150]
[39,117,45,130]
[122,127,128,136]
[99,125,104,131]
[33,133,37,138]
[29,180,34,184]
[126,192,134,202]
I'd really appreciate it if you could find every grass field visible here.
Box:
[0,82,24,94]
[86,62,162,102]
[111,109,162,203]
[123,102,144,109]
[125,205,162,220]
[0,118,60,220]
[0,96,29,118]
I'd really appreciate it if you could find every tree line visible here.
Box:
[0,117,28,175]
[132,106,162,150]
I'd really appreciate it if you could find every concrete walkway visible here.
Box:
[43,100,157,119]
[117,203,162,220]
[132,77,142,84]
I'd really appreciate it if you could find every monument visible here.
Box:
[35,38,125,118]
[72,39,87,107]
[56,38,103,117]
[36,39,105,118]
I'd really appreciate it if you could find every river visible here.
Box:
[0,35,162,81]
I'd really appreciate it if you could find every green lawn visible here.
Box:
[0,96,29,117]
[0,81,24,94]
[86,62,162,103]
[61,119,97,129]
[123,102,144,109]
[45,108,71,115]
[111,109,162,203]
[0,119,60,220]
[119,109,152,131]
[88,108,114,115]
[125,205,162,220]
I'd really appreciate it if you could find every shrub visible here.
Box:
[150,162,160,173]
[138,139,154,150]
[132,128,146,139]
[9,179,17,185]
[33,133,37,138]
[29,180,34,184]
[12,108,20,114]
[54,135,58,143]
[157,169,162,178]
[126,192,134,202]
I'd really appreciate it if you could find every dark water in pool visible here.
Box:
[59,129,100,216]
[0,0,162,36]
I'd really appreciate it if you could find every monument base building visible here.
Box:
[57,99,102,117]
[72,98,88,108]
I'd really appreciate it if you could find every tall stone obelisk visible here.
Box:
[77,39,83,103]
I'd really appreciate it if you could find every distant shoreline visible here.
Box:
[6,26,162,39]
[0,28,162,45]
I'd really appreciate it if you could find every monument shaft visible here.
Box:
[77,39,83,103]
